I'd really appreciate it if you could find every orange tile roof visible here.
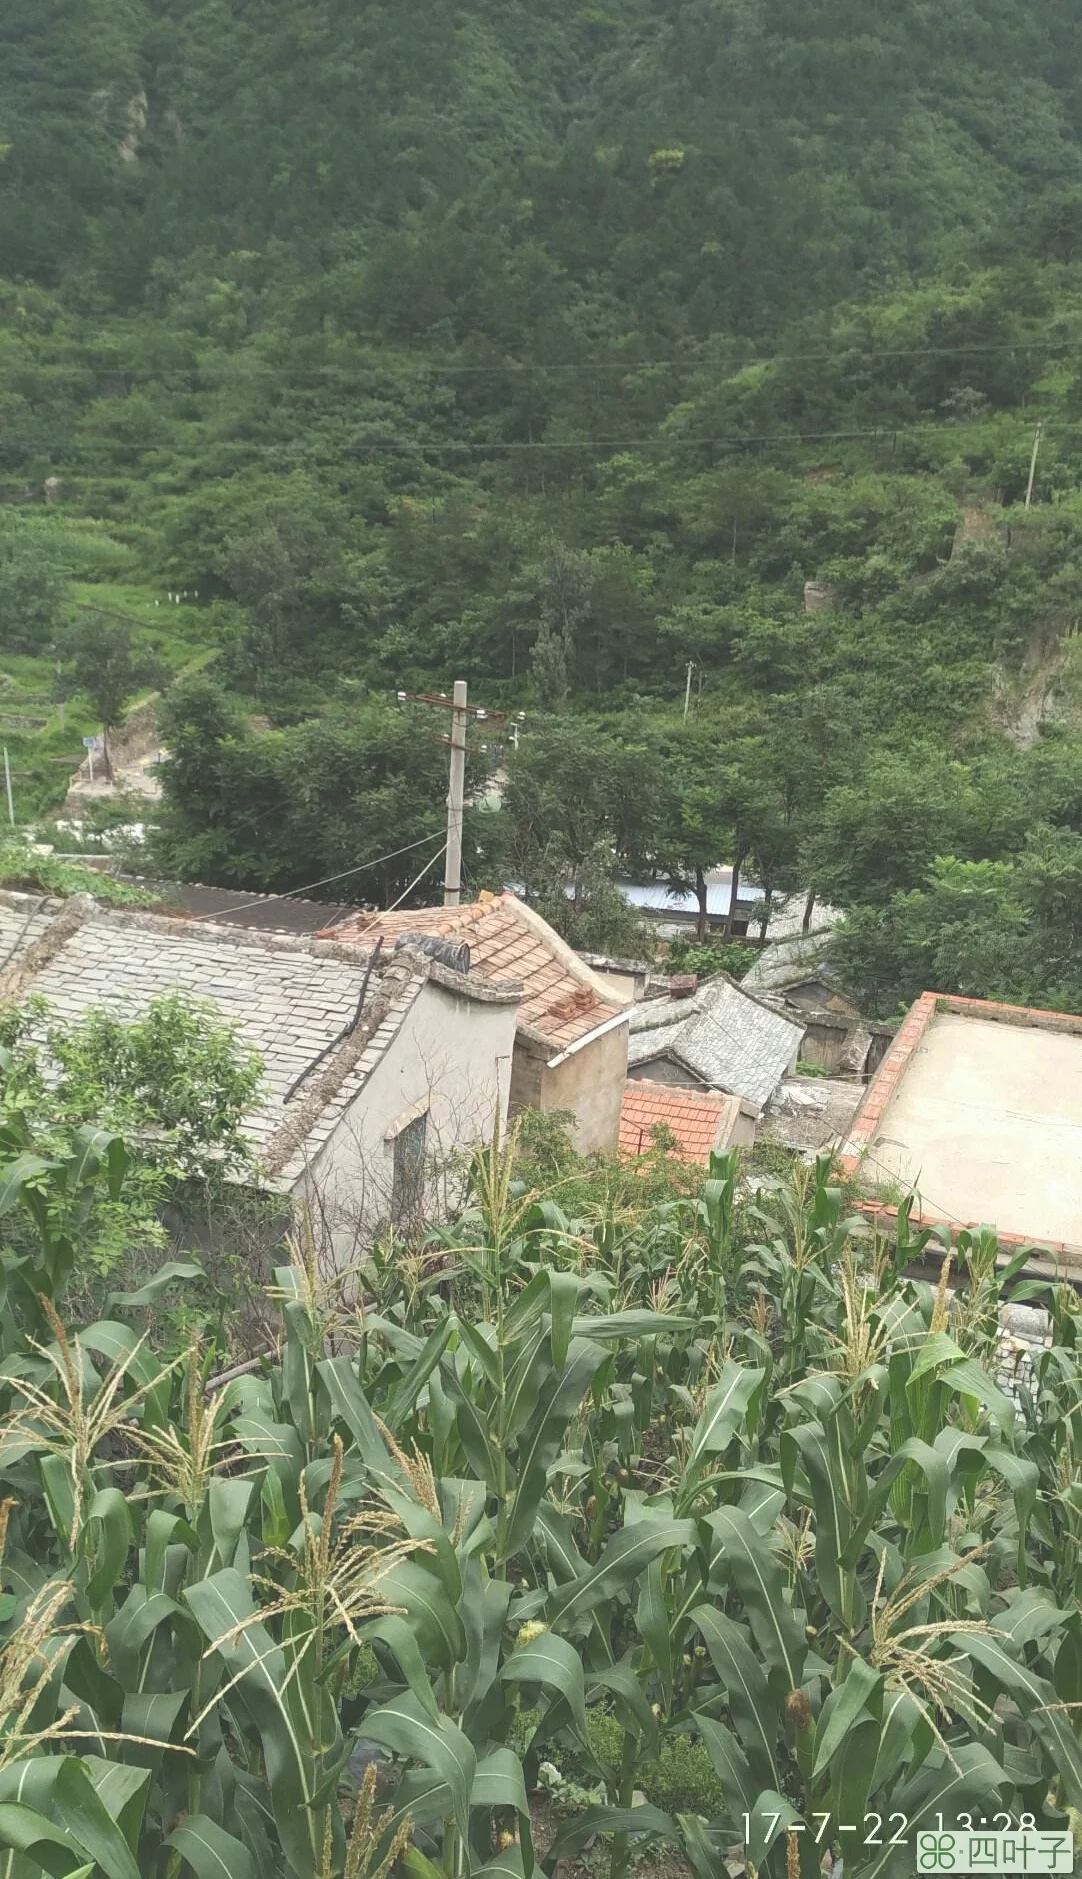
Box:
[619,1080,729,1164]
[322,893,624,1052]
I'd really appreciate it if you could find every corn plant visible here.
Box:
[1,1118,1081,1879]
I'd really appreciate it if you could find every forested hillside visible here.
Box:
[7,0,1082,1008]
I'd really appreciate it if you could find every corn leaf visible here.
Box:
[501,1631,588,1737]
[361,1692,476,1844]
[0,1801,91,1878]
[703,1507,806,1691]
[955,1631,1082,1809]
[689,1605,778,1791]
[548,1518,696,1626]
[853,1741,1009,1879]
[184,1567,335,1879]
[685,1363,764,1473]
[165,1814,259,1879]
[541,1804,676,1866]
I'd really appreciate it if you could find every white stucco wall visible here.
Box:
[541,1019,629,1155]
[296,974,518,1267]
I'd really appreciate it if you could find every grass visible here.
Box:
[0,535,228,818]
[69,580,216,667]
[551,1711,726,1821]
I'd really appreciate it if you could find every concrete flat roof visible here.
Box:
[841,993,1082,1255]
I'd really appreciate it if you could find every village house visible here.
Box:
[741,919,893,1080]
[614,868,764,936]
[840,990,1082,1270]
[0,889,521,1264]
[324,892,632,1153]
[619,1078,756,1165]
[577,951,652,1002]
[626,973,804,1120]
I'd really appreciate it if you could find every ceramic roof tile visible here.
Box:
[7,904,429,1183]
[328,892,626,1052]
[619,1081,729,1164]
[627,977,804,1106]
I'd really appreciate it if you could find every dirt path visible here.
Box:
[64,695,166,807]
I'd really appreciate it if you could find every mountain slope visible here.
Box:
[6,0,1082,337]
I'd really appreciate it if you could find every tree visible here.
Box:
[832,858,1028,1016]
[44,992,262,1187]
[653,713,770,939]
[504,714,665,906]
[801,750,981,910]
[528,841,653,957]
[0,514,69,653]
[832,827,1082,1018]
[154,678,465,899]
[218,495,350,690]
[1017,824,1082,992]
[529,543,595,712]
[752,689,861,933]
[0,990,262,1286]
[651,727,728,941]
[61,614,163,779]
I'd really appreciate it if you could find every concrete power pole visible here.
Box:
[1025,422,1043,510]
[444,680,468,906]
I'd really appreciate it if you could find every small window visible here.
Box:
[391,1109,428,1230]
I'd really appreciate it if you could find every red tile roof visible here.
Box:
[322,892,625,1053]
[619,1080,729,1164]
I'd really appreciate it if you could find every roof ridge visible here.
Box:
[87,901,377,959]
[713,969,802,1029]
[627,1077,727,1105]
[499,894,627,1008]
[0,894,92,1002]
[320,900,489,941]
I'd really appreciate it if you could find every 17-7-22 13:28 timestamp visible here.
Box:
[742,1810,1074,1873]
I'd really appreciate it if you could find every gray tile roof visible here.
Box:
[740,928,840,995]
[126,879,364,935]
[0,894,517,1190]
[628,976,804,1108]
[0,893,58,973]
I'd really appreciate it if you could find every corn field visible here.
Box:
[1,1125,1081,1879]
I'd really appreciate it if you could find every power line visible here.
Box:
[26,413,1076,461]
[45,338,1082,382]
[340,422,1061,452]
[383,839,448,914]
[188,829,445,924]
[360,337,1082,369]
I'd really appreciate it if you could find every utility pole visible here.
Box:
[1025,422,1043,510]
[683,661,694,721]
[3,749,12,827]
[396,683,508,908]
[445,679,468,907]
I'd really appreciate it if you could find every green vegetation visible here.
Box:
[0,990,261,1301]
[665,938,762,983]
[8,12,1082,1874]
[1,1123,1081,1879]
[153,678,485,897]
[5,1,1082,978]
[0,835,153,903]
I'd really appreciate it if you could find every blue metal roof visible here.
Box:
[615,878,766,918]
